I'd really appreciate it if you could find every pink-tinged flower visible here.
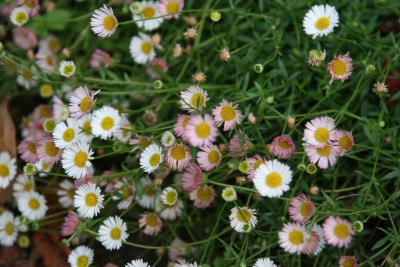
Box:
[164,143,192,171]
[60,211,79,236]
[36,137,61,164]
[333,130,354,156]
[339,256,358,267]
[35,50,57,73]
[304,116,336,148]
[288,193,314,223]
[139,212,162,236]
[228,130,251,158]
[189,185,216,209]
[32,104,52,121]
[302,230,320,255]
[185,114,218,148]
[311,224,326,255]
[278,222,307,254]
[182,163,202,191]
[69,86,99,119]
[270,135,296,159]
[168,237,188,262]
[212,99,243,131]
[17,0,40,17]
[327,53,353,83]
[12,27,37,50]
[74,174,94,187]
[245,154,265,180]
[173,114,191,141]
[323,216,354,248]
[197,144,222,171]
[146,58,168,79]
[157,0,184,19]
[180,85,209,113]
[52,96,69,122]
[129,135,153,152]
[17,139,38,163]
[306,143,339,169]
[90,48,110,69]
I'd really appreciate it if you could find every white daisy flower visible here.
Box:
[57,179,76,208]
[13,174,35,197]
[161,186,178,206]
[253,257,277,267]
[155,198,183,220]
[0,152,17,189]
[125,259,150,267]
[113,115,132,143]
[90,5,118,38]
[74,183,104,218]
[91,106,122,139]
[98,216,129,251]
[68,86,99,119]
[16,67,37,90]
[10,7,29,27]
[161,130,176,147]
[132,1,163,31]
[112,180,135,210]
[140,144,163,173]
[137,176,159,208]
[174,260,199,267]
[16,191,48,220]
[303,5,339,39]
[304,116,336,148]
[278,222,307,254]
[78,114,94,143]
[68,245,94,267]
[59,60,76,78]
[34,160,52,177]
[0,211,19,246]
[52,118,81,149]
[229,206,258,233]
[129,33,155,65]
[253,160,292,198]
[61,141,94,179]
[179,85,209,113]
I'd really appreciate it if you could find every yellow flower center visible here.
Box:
[24,0,36,8]
[77,255,89,267]
[74,151,88,168]
[165,190,177,205]
[85,192,98,207]
[207,150,220,164]
[28,198,40,210]
[103,15,117,31]
[253,159,264,171]
[82,121,92,136]
[142,7,155,18]
[139,137,151,150]
[170,145,186,160]
[316,146,331,157]
[195,122,210,138]
[182,117,190,128]
[68,189,75,200]
[122,187,133,198]
[300,202,312,217]
[190,93,204,109]
[197,186,213,202]
[5,222,14,236]
[110,227,121,240]
[315,16,330,30]
[237,208,251,223]
[15,11,28,24]
[27,143,36,154]
[40,84,53,97]
[46,54,55,66]
[149,153,161,167]
[0,164,9,177]
[45,141,59,157]
[48,39,60,52]
[166,1,179,13]
[314,127,329,143]
[220,106,236,121]
[21,69,32,80]
[24,182,33,192]
[63,65,74,75]
[288,229,304,245]
[80,97,92,113]
[144,185,157,196]
[145,214,159,227]
[278,139,291,149]
[339,135,353,151]
[63,128,75,142]
[39,106,52,118]
[331,59,347,76]
[101,116,114,131]
[334,223,349,239]
[342,258,356,267]
[265,172,282,188]
[141,41,152,55]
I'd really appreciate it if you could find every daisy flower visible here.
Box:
[179,85,209,113]
[197,144,222,171]
[0,152,17,189]
[229,206,258,233]
[278,222,307,254]
[303,5,339,39]
[228,131,251,158]
[38,35,60,53]
[253,160,292,198]
[12,27,37,50]
[212,99,243,131]
[74,183,104,218]
[288,193,314,223]
[90,5,118,38]
[35,51,57,73]
[112,181,135,210]
[17,0,40,17]
[126,259,151,267]
[129,135,153,151]
[90,48,111,69]
[161,130,176,147]
[183,27,197,39]
[221,186,237,202]
[10,7,29,27]
[327,53,353,83]
[185,114,218,148]
[68,245,94,267]
[189,185,216,209]
[139,212,162,236]
[164,143,191,171]
[137,176,158,209]
[52,96,70,121]
[140,144,163,173]
[304,116,336,148]
[0,211,19,246]
[157,199,184,220]
[99,216,128,250]
[59,60,76,78]
[16,66,37,90]
[161,186,178,206]
[182,163,203,191]
[114,115,132,143]
[69,86,99,119]
[253,258,277,267]
[78,114,94,143]
[323,216,354,248]
[157,0,184,19]
[52,118,81,149]
[339,256,358,267]
[270,135,296,159]
[61,141,94,179]
[57,179,76,208]
[129,33,155,65]
[133,1,163,31]
[302,230,321,255]
[16,191,48,220]
[307,49,326,67]
[91,106,121,139]
[333,130,354,156]
[61,211,79,236]
[372,82,388,95]
[34,160,53,177]
[13,174,35,197]
[245,154,265,180]
[311,224,326,255]
[173,114,191,140]
[306,143,339,169]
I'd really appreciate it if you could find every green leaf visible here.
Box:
[321,190,337,208]
[381,169,400,180]
[371,235,391,251]
[217,238,238,258]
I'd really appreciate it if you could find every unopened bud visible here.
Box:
[210,11,221,22]
[254,63,263,73]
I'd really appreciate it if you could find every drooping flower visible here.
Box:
[189,185,216,209]
[61,211,79,236]
[139,212,162,236]
[270,135,296,159]
[228,131,251,158]
[90,5,118,38]
[182,163,203,191]
[303,5,339,39]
